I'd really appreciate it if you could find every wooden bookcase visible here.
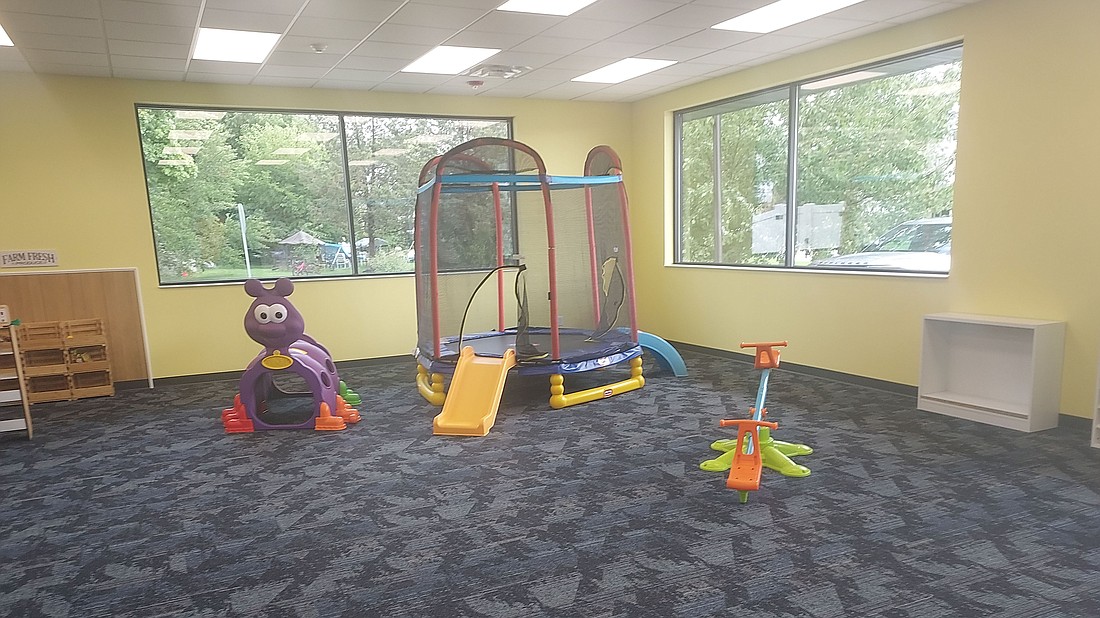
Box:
[0,321,33,438]
[918,313,1065,432]
[15,319,114,403]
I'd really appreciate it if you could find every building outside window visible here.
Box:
[675,44,961,274]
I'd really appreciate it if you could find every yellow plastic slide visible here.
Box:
[433,346,517,436]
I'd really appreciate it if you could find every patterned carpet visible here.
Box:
[1,348,1099,617]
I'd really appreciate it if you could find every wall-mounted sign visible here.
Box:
[0,250,59,268]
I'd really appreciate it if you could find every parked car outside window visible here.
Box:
[810,217,951,273]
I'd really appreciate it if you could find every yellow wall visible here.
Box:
[629,0,1100,419]
[3,0,1099,420]
[0,73,632,377]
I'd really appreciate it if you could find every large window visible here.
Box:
[136,106,510,285]
[675,44,961,274]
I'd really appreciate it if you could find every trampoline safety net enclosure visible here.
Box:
[413,137,641,380]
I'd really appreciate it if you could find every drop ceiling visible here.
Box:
[0,0,980,102]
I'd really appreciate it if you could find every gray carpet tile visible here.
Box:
[2,349,1099,617]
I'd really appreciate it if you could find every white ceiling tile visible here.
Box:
[19,48,109,66]
[369,82,434,94]
[608,24,701,47]
[111,55,187,70]
[465,11,560,36]
[0,0,103,19]
[540,18,631,41]
[300,0,404,21]
[388,2,488,28]
[367,23,454,46]
[320,68,395,83]
[14,33,107,53]
[672,29,759,49]
[0,13,104,37]
[0,0,983,101]
[104,21,195,44]
[574,0,683,23]
[444,30,530,49]
[571,41,651,59]
[111,67,186,81]
[778,16,876,38]
[276,36,362,56]
[510,36,593,56]
[832,0,940,22]
[184,71,252,83]
[482,50,558,70]
[646,4,743,29]
[346,41,431,61]
[252,76,321,88]
[186,58,261,75]
[641,45,712,62]
[337,55,414,72]
[266,50,340,68]
[313,78,375,90]
[108,40,188,58]
[99,0,199,26]
[203,0,303,15]
[287,17,378,40]
[414,0,500,8]
[199,9,295,33]
[730,33,817,54]
[25,62,111,76]
[0,58,32,72]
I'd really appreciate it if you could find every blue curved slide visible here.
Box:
[637,331,688,377]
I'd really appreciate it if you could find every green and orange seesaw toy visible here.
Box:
[700,341,812,503]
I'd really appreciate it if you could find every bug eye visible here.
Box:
[269,303,288,324]
[254,304,271,324]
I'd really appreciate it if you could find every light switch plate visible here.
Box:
[0,305,9,326]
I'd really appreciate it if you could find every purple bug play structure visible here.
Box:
[222,278,361,432]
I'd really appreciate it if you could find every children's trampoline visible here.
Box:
[413,137,644,413]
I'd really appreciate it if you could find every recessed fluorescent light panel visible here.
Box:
[802,70,885,90]
[175,110,227,120]
[572,58,676,84]
[256,160,290,166]
[193,27,280,63]
[496,0,598,16]
[713,0,866,33]
[401,46,501,74]
[0,24,13,46]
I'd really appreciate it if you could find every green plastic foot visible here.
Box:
[739,490,749,504]
[339,381,362,406]
[701,436,812,478]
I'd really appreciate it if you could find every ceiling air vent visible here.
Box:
[464,64,531,79]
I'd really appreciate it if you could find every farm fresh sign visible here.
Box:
[1,250,59,267]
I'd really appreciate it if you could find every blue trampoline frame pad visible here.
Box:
[418,174,623,194]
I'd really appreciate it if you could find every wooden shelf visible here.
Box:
[0,321,33,438]
[15,319,114,405]
[919,313,1065,432]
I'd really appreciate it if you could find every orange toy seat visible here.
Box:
[718,418,779,492]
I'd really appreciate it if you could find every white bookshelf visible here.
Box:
[918,313,1065,432]
[1093,364,1100,448]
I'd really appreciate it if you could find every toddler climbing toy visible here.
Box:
[700,341,812,502]
[222,278,361,433]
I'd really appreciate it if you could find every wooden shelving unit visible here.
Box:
[918,312,1065,432]
[15,319,114,404]
[0,319,33,439]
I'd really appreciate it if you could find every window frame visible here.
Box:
[134,103,514,287]
[673,42,962,275]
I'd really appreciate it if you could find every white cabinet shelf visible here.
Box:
[918,312,1065,432]
[1093,363,1100,448]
